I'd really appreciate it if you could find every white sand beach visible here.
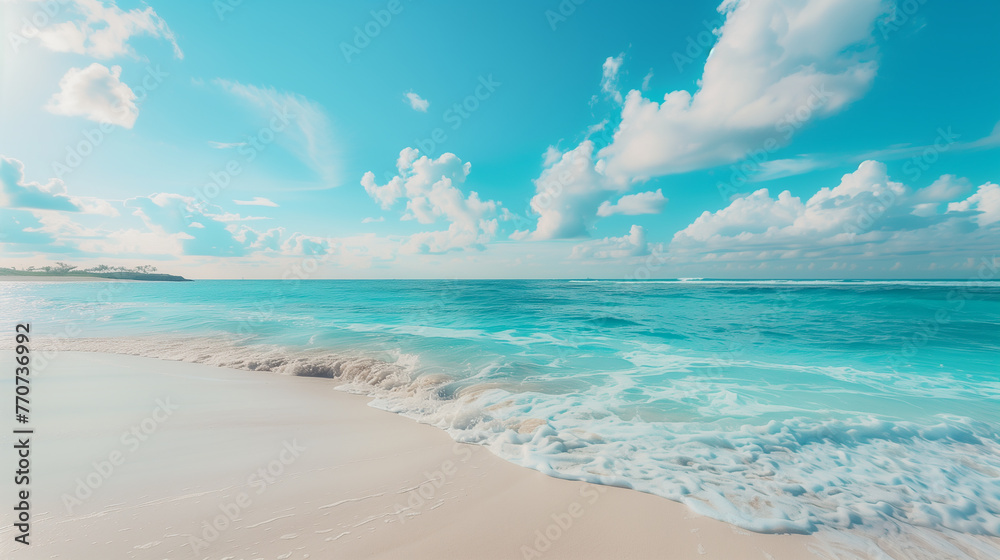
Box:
[0,350,832,560]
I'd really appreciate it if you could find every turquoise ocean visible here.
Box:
[4,279,999,541]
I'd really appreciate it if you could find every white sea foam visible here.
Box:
[568,279,1000,288]
[46,336,1000,554]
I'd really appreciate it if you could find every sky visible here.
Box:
[1,0,998,279]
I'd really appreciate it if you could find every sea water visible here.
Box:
[3,279,999,540]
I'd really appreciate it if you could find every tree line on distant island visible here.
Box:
[1,262,159,274]
[0,263,190,281]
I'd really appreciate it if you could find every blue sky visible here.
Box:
[1,0,998,278]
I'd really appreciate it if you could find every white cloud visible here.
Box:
[233,197,279,207]
[282,233,333,256]
[670,160,1000,266]
[525,141,623,240]
[519,0,889,242]
[601,54,624,104]
[76,228,186,256]
[571,225,649,260]
[209,141,247,149]
[361,216,384,223]
[0,156,117,215]
[586,120,609,137]
[948,183,1000,226]
[361,148,502,253]
[216,80,341,185]
[46,63,138,128]
[35,0,182,59]
[126,193,247,256]
[752,157,826,182]
[750,121,1000,182]
[404,91,430,112]
[233,226,284,252]
[914,175,972,203]
[597,189,668,217]
[71,196,119,216]
[1,157,77,211]
[598,0,887,184]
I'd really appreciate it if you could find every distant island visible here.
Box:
[0,263,191,282]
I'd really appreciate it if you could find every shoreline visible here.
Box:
[0,351,824,559]
[0,276,138,282]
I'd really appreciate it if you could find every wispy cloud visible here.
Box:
[404,91,430,112]
[209,141,247,149]
[233,197,279,207]
[215,79,342,186]
[600,54,624,104]
[752,121,1000,182]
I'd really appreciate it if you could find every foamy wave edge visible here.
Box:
[44,336,1000,558]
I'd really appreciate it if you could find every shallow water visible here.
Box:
[4,279,999,537]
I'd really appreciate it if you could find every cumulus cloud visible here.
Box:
[361,148,502,253]
[524,141,623,240]
[216,80,341,185]
[520,0,888,241]
[571,225,650,260]
[233,197,279,207]
[597,189,668,217]
[948,183,1000,226]
[597,0,887,183]
[35,0,182,59]
[0,156,117,215]
[915,175,972,203]
[46,63,138,128]
[670,160,1000,266]
[404,91,430,112]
